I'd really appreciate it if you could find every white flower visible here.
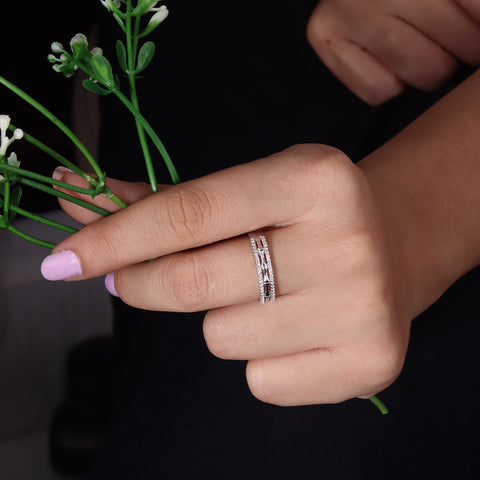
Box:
[51,42,66,54]
[140,4,168,36]
[0,115,23,157]
[0,114,11,133]
[13,129,23,140]
[100,0,121,11]
[0,115,12,156]
[149,4,168,20]
[7,152,20,168]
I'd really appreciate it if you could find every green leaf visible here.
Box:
[0,215,8,228]
[113,13,126,32]
[82,79,113,95]
[132,0,158,16]
[135,42,155,74]
[91,55,116,89]
[116,40,128,73]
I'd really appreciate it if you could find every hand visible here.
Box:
[45,145,412,406]
[307,0,480,104]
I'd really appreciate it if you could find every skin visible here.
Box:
[43,2,480,406]
[307,0,480,104]
[49,66,480,406]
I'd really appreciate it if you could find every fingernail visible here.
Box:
[52,166,74,181]
[105,273,119,297]
[41,250,82,281]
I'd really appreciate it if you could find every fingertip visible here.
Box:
[52,166,74,182]
[105,272,119,297]
[41,250,83,281]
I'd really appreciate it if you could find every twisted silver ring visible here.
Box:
[248,231,276,304]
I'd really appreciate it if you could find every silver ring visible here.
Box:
[248,231,276,304]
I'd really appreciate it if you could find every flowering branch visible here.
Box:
[0,0,177,249]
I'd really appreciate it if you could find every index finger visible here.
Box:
[40,145,342,281]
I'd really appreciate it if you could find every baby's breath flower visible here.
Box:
[0,114,10,133]
[0,115,23,157]
[149,5,168,23]
[140,4,168,37]
[49,34,103,79]
[100,0,121,11]
[7,152,20,168]
[50,42,66,54]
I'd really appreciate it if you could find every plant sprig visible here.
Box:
[0,0,177,248]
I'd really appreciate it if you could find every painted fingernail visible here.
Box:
[105,273,119,297]
[41,250,82,281]
[52,166,74,181]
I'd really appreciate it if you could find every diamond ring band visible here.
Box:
[248,231,276,304]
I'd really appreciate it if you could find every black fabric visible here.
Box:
[90,1,480,478]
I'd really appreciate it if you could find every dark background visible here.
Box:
[2,1,97,211]
[3,2,480,478]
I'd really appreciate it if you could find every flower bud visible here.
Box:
[149,5,168,24]
[100,0,121,12]
[51,42,65,53]
[132,0,161,16]
[13,129,23,140]
[0,115,11,133]
[140,5,169,37]
[7,152,20,168]
[70,34,89,58]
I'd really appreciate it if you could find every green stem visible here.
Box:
[3,175,11,220]
[0,75,104,181]
[9,204,78,234]
[7,225,56,249]
[16,177,111,217]
[113,88,180,184]
[0,163,95,197]
[7,125,128,209]
[126,11,158,193]
[369,395,389,415]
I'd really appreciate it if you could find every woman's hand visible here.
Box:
[44,145,413,406]
[307,0,480,104]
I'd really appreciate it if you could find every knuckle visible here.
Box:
[357,339,405,393]
[164,185,213,242]
[164,254,211,312]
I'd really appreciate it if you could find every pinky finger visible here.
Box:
[308,33,406,105]
[245,345,402,407]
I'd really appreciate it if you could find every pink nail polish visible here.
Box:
[52,166,74,181]
[41,250,82,281]
[105,273,119,297]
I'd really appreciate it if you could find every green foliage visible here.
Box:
[135,42,155,74]
[91,55,117,90]
[82,79,113,95]
[116,40,128,73]
[132,0,159,16]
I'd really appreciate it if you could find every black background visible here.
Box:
[3,2,480,479]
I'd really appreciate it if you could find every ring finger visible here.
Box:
[111,226,313,312]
